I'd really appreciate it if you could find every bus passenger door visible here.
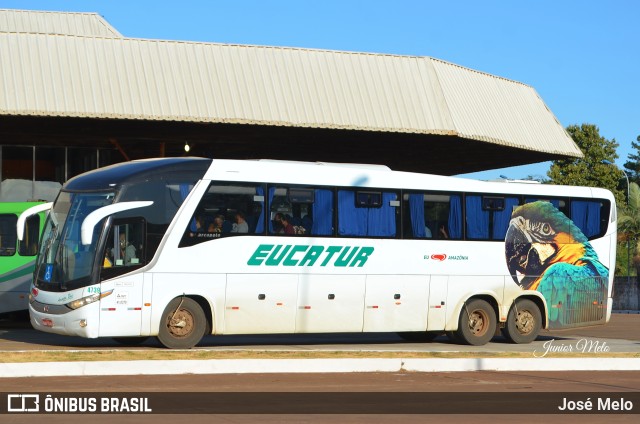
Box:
[363,275,430,332]
[98,220,146,337]
[295,275,365,333]
[224,274,297,334]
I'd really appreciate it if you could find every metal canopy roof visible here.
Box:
[0,9,121,37]
[0,9,582,175]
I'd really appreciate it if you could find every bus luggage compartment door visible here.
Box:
[363,275,429,332]
[295,274,365,333]
[224,274,297,334]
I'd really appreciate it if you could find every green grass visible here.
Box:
[1,349,638,363]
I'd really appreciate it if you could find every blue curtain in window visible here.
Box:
[448,195,462,239]
[179,184,198,232]
[179,184,191,200]
[466,196,489,239]
[587,202,601,237]
[492,197,520,240]
[268,187,277,234]
[254,186,265,234]
[571,200,600,238]
[368,192,397,237]
[311,189,333,236]
[338,190,367,236]
[409,194,426,238]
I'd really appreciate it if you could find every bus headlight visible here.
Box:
[29,287,38,303]
[66,290,113,310]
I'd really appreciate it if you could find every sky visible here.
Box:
[3,0,639,180]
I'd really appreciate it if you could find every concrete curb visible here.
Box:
[2,357,639,378]
[403,357,640,372]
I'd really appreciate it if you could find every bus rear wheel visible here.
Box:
[454,299,496,346]
[157,297,206,349]
[501,299,541,344]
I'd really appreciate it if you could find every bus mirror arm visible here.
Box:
[81,201,153,245]
[17,202,53,241]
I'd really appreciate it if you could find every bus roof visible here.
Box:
[60,157,614,204]
[203,159,615,202]
[63,157,212,191]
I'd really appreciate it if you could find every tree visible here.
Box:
[623,135,640,186]
[524,174,549,184]
[617,182,640,276]
[547,123,625,205]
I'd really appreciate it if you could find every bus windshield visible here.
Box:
[35,191,115,291]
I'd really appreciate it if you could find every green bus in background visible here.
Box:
[0,202,46,316]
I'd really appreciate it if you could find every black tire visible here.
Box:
[501,299,542,344]
[454,299,496,346]
[397,331,442,342]
[157,297,207,349]
[112,336,150,346]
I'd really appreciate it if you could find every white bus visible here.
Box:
[24,158,616,348]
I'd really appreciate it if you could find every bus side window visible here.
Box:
[0,214,17,256]
[269,186,324,236]
[103,222,144,267]
[338,189,397,238]
[310,188,333,236]
[490,197,519,240]
[571,199,607,239]
[525,197,569,217]
[524,197,572,238]
[405,193,460,240]
[179,183,265,247]
[466,195,519,240]
[18,214,40,256]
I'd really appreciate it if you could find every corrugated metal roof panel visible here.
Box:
[431,59,581,157]
[0,34,456,128]
[0,31,581,158]
[0,9,121,37]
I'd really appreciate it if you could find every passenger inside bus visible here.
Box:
[119,232,137,265]
[208,214,226,234]
[281,214,295,235]
[271,212,284,233]
[231,211,249,233]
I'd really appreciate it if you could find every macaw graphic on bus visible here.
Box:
[504,201,608,328]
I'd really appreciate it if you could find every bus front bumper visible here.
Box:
[29,302,100,338]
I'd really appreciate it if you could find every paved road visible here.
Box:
[0,313,638,354]
[1,314,638,423]
[1,371,639,423]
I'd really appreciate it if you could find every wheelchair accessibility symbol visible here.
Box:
[44,264,53,282]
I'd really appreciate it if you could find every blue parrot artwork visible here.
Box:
[505,201,608,329]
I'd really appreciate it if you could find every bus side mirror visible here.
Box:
[17,202,52,241]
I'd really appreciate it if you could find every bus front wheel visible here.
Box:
[455,299,496,346]
[501,299,542,344]
[157,297,207,349]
